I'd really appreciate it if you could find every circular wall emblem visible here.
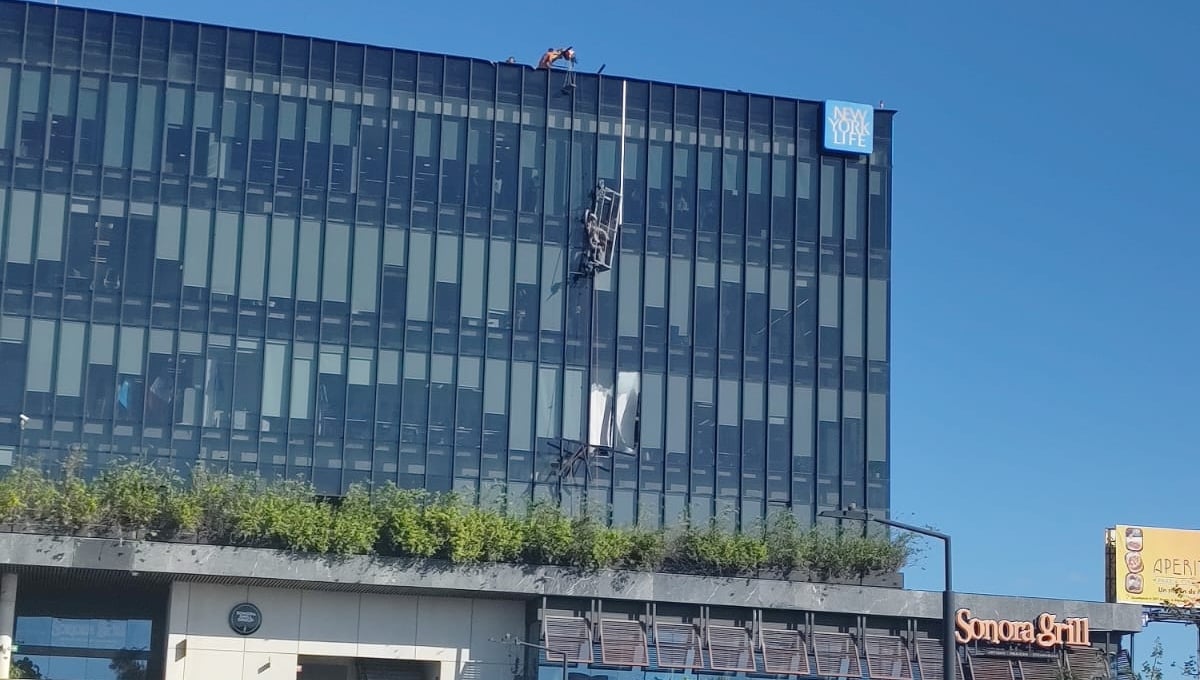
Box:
[228,603,262,636]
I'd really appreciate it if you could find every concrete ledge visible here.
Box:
[0,531,1144,632]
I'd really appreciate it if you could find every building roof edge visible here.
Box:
[0,531,1143,632]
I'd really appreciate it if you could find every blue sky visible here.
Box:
[49,0,1200,673]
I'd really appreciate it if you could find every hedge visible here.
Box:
[0,461,912,580]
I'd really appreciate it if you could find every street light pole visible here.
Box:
[491,633,568,680]
[819,505,955,680]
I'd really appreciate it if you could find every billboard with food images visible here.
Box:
[1107,525,1200,606]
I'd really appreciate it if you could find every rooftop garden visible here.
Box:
[0,460,914,583]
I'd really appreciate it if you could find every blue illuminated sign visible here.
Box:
[823,100,874,155]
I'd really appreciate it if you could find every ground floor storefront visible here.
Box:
[0,533,1144,680]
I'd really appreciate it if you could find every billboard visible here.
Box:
[823,100,874,155]
[1108,525,1200,606]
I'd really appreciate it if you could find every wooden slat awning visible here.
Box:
[707,625,757,673]
[1019,658,1064,680]
[654,621,702,669]
[864,634,913,680]
[812,632,862,679]
[1067,648,1111,680]
[968,655,1015,680]
[544,615,593,663]
[915,638,965,680]
[599,619,648,667]
[761,628,810,676]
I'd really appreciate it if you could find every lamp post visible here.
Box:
[818,504,955,680]
[491,633,568,680]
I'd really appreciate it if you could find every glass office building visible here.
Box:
[0,0,893,529]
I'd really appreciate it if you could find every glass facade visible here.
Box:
[0,0,892,528]
[12,578,166,680]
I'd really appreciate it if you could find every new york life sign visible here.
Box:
[823,100,874,155]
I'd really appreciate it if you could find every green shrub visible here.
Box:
[95,462,171,533]
[55,477,100,532]
[567,516,633,570]
[162,487,204,535]
[329,485,381,555]
[427,495,485,563]
[375,485,442,558]
[0,467,56,524]
[233,480,331,553]
[624,530,666,571]
[188,469,255,540]
[763,511,802,571]
[0,463,913,581]
[668,523,767,576]
[476,509,524,563]
[521,501,574,565]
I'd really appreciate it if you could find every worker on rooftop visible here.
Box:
[537,47,575,70]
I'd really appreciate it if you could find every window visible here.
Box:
[455,356,482,449]
[440,116,466,205]
[131,82,162,172]
[380,229,407,342]
[460,236,485,323]
[0,66,15,151]
[248,94,278,185]
[535,366,560,440]
[648,141,670,226]
[406,231,432,322]
[351,225,380,315]
[198,26,226,86]
[264,218,295,305]
[466,120,492,211]
[295,220,321,304]
[181,208,211,292]
[0,5,21,63]
[276,98,304,187]
[170,23,198,81]
[6,190,35,271]
[235,214,266,327]
[76,76,103,165]
[140,19,169,79]
[86,324,116,420]
[26,320,56,402]
[103,80,134,168]
[201,335,234,428]
[322,222,350,304]
[493,123,518,213]
[358,107,387,196]
[0,317,26,414]
[46,72,76,162]
[668,254,692,351]
[232,338,264,431]
[211,212,239,296]
[617,252,641,340]
[290,343,314,422]
[111,16,139,75]
[123,210,155,302]
[329,103,358,193]
[174,331,204,427]
[220,91,250,182]
[116,326,145,424]
[413,114,439,203]
[519,126,544,215]
[260,341,290,426]
[34,192,65,290]
[163,85,192,174]
[346,347,375,437]
[508,361,533,453]
[540,245,565,334]
[145,330,175,428]
[17,69,47,159]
